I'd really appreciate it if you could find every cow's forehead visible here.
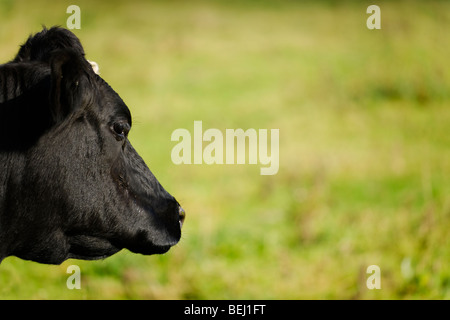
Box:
[95,75,132,125]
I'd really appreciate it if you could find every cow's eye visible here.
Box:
[111,122,130,140]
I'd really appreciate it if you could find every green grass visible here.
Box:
[0,0,449,299]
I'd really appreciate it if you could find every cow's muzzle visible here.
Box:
[179,206,186,229]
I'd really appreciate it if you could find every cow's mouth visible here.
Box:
[122,201,182,255]
[110,163,185,255]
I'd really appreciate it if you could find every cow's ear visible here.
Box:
[49,49,94,123]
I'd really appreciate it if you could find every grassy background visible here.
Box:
[0,0,449,299]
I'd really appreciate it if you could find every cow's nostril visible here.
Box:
[178,206,186,228]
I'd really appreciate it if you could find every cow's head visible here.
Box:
[0,28,185,264]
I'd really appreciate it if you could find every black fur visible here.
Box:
[0,27,185,264]
[12,26,85,63]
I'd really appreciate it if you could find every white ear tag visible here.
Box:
[88,60,100,74]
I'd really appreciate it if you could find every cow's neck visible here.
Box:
[0,150,27,261]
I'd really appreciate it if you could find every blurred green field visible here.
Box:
[0,0,449,299]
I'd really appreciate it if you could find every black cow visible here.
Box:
[0,27,185,265]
